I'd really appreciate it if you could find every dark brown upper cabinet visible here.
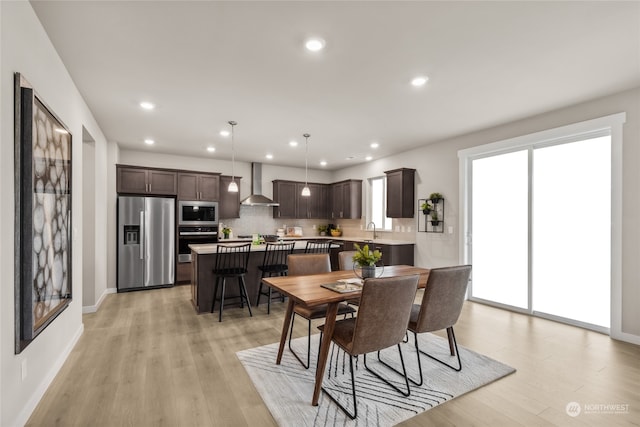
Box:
[272,180,298,219]
[331,180,362,220]
[178,172,220,201]
[385,168,415,218]
[273,180,330,219]
[296,182,329,219]
[219,175,241,219]
[117,165,177,195]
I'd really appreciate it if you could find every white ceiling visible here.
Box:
[31,1,640,170]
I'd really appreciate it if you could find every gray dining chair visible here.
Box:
[318,274,420,419]
[338,250,357,271]
[287,253,356,369]
[383,265,471,386]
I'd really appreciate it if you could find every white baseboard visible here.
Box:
[82,287,117,314]
[13,323,84,427]
[612,330,640,346]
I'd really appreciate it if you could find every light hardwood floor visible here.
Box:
[26,285,639,426]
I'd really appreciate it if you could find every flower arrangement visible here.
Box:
[222,227,231,238]
[352,243,382,267]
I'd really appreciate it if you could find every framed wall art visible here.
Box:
[14,73,73,353]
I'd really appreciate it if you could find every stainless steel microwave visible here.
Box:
[178,200,219,226]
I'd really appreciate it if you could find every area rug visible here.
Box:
[237,333,515,426]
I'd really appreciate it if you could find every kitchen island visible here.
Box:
[189,238,415,314]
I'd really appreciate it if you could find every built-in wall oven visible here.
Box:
[178,226,218,263]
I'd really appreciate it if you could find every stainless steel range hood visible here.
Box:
[240,162,279,206]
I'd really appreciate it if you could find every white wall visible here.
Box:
[0,2,109,425]
[337,87,640,340]
[82,141,96,307]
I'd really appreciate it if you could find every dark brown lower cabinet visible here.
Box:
[341,240,414,267]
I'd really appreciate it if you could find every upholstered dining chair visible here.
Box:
[397,265,471,386]
[318,274,420,419]
[287,253,356,369]
[338,250,360,307]
[338,250,357,271]
[255,242,295,314]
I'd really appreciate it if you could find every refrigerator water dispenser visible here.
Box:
[124,225,140,245]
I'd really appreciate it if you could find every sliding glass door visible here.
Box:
[464,129,614,331]
[471,150,529,309]
[532,136,611,327]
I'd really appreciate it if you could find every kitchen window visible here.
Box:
[369,176,391,230]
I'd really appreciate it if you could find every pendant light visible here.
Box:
[301,133,311,197]
[228,120,238,193]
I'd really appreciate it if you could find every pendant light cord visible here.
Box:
[230,121,236,182]
[304,133,309,186]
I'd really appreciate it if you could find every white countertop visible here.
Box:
[190,240,322,254]
[190,236,415,255]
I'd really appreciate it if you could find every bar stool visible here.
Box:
[304,240,332,254]
[255,241,295,314]
[211,243,252,322]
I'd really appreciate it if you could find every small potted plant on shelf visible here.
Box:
[317,225,328,236]
[430,211,440,226]
[352,243,382,278]
[429,192,443,203]
[420,201,433,215]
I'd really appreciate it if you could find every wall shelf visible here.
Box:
[418,197,444,233]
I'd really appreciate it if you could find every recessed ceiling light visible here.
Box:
[140,101,155,110]
[266,154,273,159]
[289,140,298,147]
[365,156,373,161]
[370,142,379,149]
[320,160,327,167]
[220,130,230,137]
[411,76,429,87]
[305,37,325,52]
[207,147,215,153]
[144,139,155,145]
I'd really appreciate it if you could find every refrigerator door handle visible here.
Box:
[139,210,145,260]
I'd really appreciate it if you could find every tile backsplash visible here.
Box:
[220,206,415,242]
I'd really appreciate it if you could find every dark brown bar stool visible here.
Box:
[304,240,332,254]
[211,243,252,322]
[255,242,295,314]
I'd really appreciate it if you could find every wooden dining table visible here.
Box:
[261,264,430,406]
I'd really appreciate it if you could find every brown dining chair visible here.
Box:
[255,242,295,314]
[390,265,471,386]
[318,274,420,419]
[287,253,356,369]
[304,240,332,254]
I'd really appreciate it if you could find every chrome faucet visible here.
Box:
[366,221,378,240]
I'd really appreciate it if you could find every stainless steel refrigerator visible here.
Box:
[118,196,175,291]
